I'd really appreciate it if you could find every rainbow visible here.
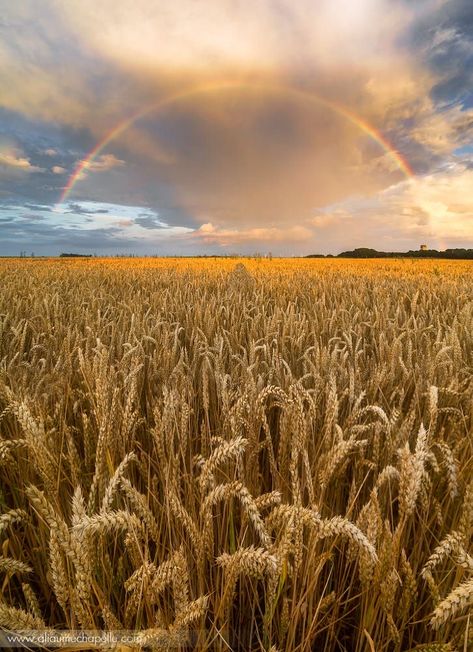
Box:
[58,80,413,205]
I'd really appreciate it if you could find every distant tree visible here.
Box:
[306,247,473,260]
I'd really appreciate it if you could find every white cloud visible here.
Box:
[51,165,66,174]
[53,200,192,239]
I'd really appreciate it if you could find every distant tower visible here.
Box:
[420,244,428,251]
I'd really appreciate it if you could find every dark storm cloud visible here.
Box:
[0,108,77,168]
[0,109,87,206]
[24,203,53,212]
[51,228,132,248]
[66,203,110,215]
[406,0,473,104]
[134,214,166,229]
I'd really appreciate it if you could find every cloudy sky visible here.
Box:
[0,0,472,255]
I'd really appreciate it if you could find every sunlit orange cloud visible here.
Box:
[3,0,427,132]
[73,155,125,182]
[308,164,473,251]
[194,222,313,246]
[187,160,473,251]
[53,0,413,73]
[84,154,125,172]
[0,150,43,173]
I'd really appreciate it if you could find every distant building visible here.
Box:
[420,244,428,251]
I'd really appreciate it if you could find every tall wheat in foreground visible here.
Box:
[0,257,472,651]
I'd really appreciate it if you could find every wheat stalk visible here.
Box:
[431,577,473,629]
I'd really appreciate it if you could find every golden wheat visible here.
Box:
[0,257,471,650]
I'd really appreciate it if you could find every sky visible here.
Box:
[0,0,472,256]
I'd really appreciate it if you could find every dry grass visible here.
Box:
[0,256,472,651]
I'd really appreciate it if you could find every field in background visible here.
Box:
[2,255,473,275]
[0,258,472,651]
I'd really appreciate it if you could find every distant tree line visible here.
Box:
[60,253,93,258]
[306,248,473,259]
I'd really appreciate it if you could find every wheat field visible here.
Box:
[0,257,472,651]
